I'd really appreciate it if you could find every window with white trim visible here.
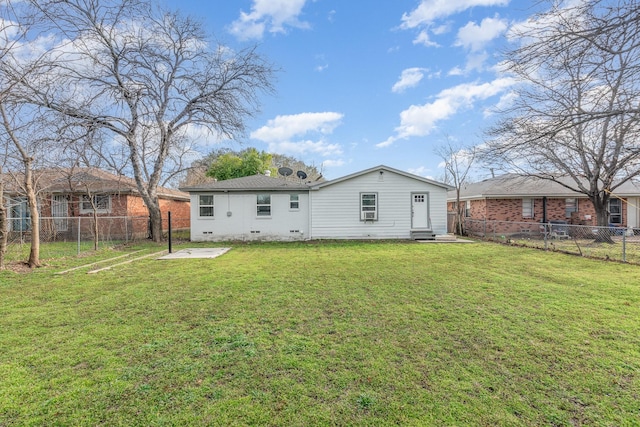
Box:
[465,200,471,218]
[609,198,622,224]
[289,194,299,210]
[80,194,111,214]
[565,198,577,218]
[199,195,214,217]
[257,194,271,217]
[360,193,378,221]
[522,198,534,218]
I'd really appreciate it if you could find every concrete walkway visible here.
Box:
[416,235,474,243]
[157,248,231,259]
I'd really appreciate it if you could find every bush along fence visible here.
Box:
[462,218,640,264]
[4,215,189,259]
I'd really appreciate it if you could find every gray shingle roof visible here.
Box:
[180,174,312,192]
[3,167,189,201]
[450,174,640,200]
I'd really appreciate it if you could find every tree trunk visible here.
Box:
[23,164,40,267]
[455,189,465,236]
[592,195,610,227]
[0,175,7,269]
[592,194,614,243]
[148,200,162,243]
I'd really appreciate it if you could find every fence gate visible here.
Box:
[52,195,68,232]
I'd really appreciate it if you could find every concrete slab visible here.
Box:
[416,237,474,243]
[157,247,231,259]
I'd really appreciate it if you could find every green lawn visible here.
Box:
[1,241,639,426]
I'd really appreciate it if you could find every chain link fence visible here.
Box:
[4,215,189,261]
[463,218,640,264]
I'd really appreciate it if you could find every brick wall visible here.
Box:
[461,197,627,227]
[159,198,190,230]
[32,192,190,238]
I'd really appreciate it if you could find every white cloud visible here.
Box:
[483,90,517,117]
[464,51,490,73]
[251,112,344,157]
[314,54,328,72]
[413,30,439,47]
[181,123,233,148]
[407,166,432,177]
[229,0,310,41]
[251,112,343,142]
[448,66,464,76]
[432,23,451,35]
[392,68,428,93]
[455,16,508,51]
[268,139,343,156]
[378,77,515,147]
[401,0,510,29]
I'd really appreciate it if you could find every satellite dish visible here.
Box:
[296,170,308,180]
[278,167,293,177]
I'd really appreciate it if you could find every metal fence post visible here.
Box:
[168,211,172,254]
[623,231,627,263]
[77,217,81,255]
[544,223,548,250]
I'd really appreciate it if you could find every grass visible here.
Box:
[507,235,640,264]
[1,240,640,426]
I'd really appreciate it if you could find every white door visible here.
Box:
[52,195,68,232]
[411,193,429,229]
[629,197,640,228]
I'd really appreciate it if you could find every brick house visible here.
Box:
[4,168,190,239]
[447,174,640,233]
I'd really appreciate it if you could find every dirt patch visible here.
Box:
[2,262,33,274]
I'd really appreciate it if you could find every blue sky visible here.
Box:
[166,0,533,180]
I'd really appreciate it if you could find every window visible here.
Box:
[361,193,378,221]
[199,195,214,217]
[522,198,534,218]
[9,197,30,231]
[289,194,299,210]
[465,200,471,218]
[257,194,271,217]
[80,194,111,214]
[609,198,622,224]
[565,198,578,218]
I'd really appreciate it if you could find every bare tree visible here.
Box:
[436,140,478,235]
[0,0,46,267]
[484,0,640,228]
[22,0,274,242]
[0,164,7,269]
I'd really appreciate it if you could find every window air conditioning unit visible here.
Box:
[362,211,377,221]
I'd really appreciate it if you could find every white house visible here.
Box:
[181,165,451,242]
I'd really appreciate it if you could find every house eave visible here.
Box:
[310,165,452,190]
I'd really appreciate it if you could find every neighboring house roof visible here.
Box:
[310,165,453,190]
[451,173,640,200]
[3,168,189,201]
[180,173,312,192]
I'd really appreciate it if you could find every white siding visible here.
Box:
[190,192,309,241]
[310,170,448,239]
